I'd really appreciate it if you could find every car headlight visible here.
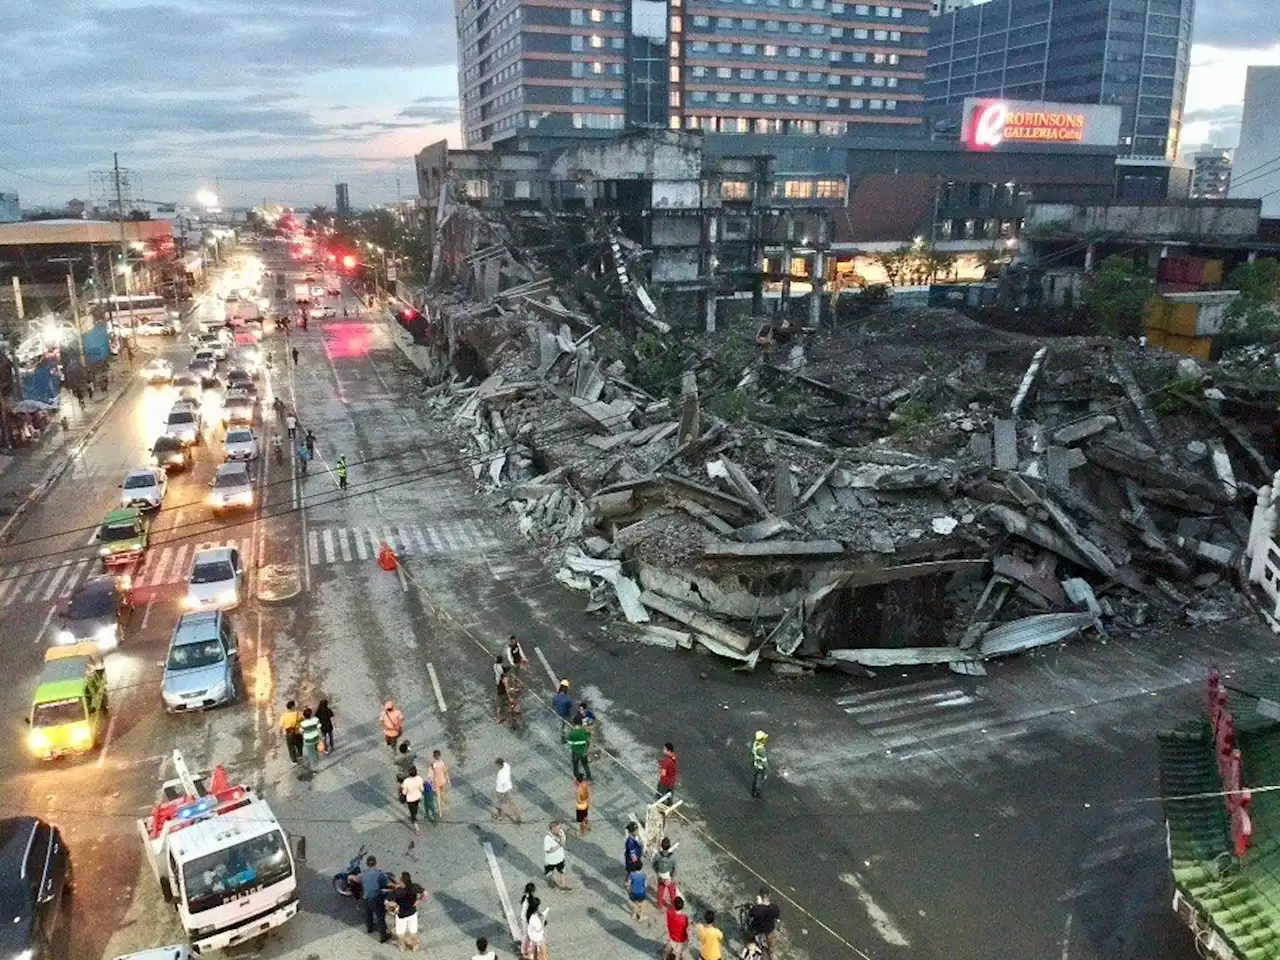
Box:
[95,624,119,649]
[207,679,228,700]
[27,730,49,752]
[55,629,75,645]
[69,725,92,745]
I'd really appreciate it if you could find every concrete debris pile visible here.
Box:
[394,204,1277,677]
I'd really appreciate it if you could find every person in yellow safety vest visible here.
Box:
[750,731,769,798]
[336,455,348,490]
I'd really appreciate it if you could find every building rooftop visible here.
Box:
[0,218,173,246]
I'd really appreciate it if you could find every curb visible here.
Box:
[0,378,138,544]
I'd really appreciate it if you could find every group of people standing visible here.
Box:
[278,698,334,774]
[381,699,454,832]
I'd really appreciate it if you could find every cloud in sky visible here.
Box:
[0,0,1275,205]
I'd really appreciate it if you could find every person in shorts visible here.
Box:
[387,871,425,951]
[574,774,592,837]
[627,866,648,923]
[543,821,570,889]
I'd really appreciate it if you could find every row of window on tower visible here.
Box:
[679,39,904,61]
[686,65,901,86]
[675,115,894,133]
[678,91,900,109]
[680,15,904,39]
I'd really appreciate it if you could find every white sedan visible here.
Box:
[142,358,174,383]
[120,467,167,511]
[185,546,245,611]
[223,426,259,461]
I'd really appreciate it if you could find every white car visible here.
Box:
[142,358,174,383]
[136,317,178,336]
[165,406,201,446]
[311,304,336,319]
[208,461,254,515]
[310,285,325,298]
[223,426,259,461]
[193,348,220,368]
[185,546,245,611]
[120,467,167,510]
[113,947,193,960]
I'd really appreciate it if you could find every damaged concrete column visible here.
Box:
[678,370,700,444]
[808,214,828,330]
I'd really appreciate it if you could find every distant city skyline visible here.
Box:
[0,0,1276,205]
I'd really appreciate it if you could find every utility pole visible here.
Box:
[48,256,88,378]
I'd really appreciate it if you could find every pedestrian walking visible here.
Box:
[300,706,322,768]
[624,821,644,880]
[429,749,451,814]
[627,865,648,924]
[747,889,780,955]
[574,774,592,837]
[304,429,316,457]
[358,855,393,942]
[387,871,425,951]
[380,699,405,751]
[285,412,297,440]
[696,910,726,960]
[519,883,538,960]
[315,698,335,753]
[395,741,417,793]
[280,700,303,764]
[493,758,523,823]
[492,655,506,688]
[86,377,95,400]
[665,896,690,960]
[552,680,574,742]
[336,455,348,490]
[292,346,299,366]
[525,897,549,960]
[73,385,85,410]
[296,443,311,474]
[543,821,571,890]
[401,765,426,832]
[567,719,591,782]
[751,730,769,798]
[505,634,529,672]
[654,838,678,909]
[473,935,499,960]
[658,742,679,802]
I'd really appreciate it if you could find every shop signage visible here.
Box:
[968,101,1088,149]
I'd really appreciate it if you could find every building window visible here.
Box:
[827,74,841,85]
[611,88,624,100]
[832,1,844,9]
[872,52,884,62]
[670,116,682,129]
[852,74,864,85]
[670,64,680,81]
[742,17,757,27]
[787,45,801,56]
[764,43,778,55]
[785,70,800,80]
[889,30,900,41]
[762,92,778,102]
[717,41,733,52]
[717,16,734,27]
[873,29,887,39]
[849,97,863,107]
[671,90,682,106]
[610,36,624,48]
[871,75,884,86]
[692,65,707,76]
[742,42,757,53]
[890,5,901,14]
[741,92,755,102]
[670,39,681,54]
[855,3,869,12]
[807,70,822,81]
[721,180,751,199]
[820,120,844,134]
[787,21,802,31]
[671,14,683,30]
[809,47,822,58]
[572,88,585,103]
[571,9,585,24]
[572,61,585,76]
[612,10,625,21]
[886,76,897,87]
[693,14,710,25]
[828,50,841,61]
[785,93,800,104]
[854,28,868,38]
[590,34,603,47]
[885,99,896,110]
[816,179,843,198]
[692,90,708,101]
[869,98,883,109]
[718,66,733,78]
[691,39,710,50]
[825,96,839,107]
[764,68,778,78]
[571,35,585,50]
[830,26,843,36]
[765,18,780,29]
[875,4,889,13]
[851,51,866,62]
[589,7,604,20]
[783,179,814,198]
[716,91,732,102]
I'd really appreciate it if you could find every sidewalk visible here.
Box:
[0,368,136,536]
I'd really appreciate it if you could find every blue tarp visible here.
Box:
[21,359,61,405]
[82,324,111,362]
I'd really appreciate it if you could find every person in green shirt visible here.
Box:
[567,720,592,781]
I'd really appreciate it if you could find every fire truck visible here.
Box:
[136,751,298,953]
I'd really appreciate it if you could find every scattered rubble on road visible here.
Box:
[387,197,1280,679]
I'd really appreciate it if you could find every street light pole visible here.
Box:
[48,256,87,377]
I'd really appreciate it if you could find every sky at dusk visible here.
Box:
[0,0,1276,208]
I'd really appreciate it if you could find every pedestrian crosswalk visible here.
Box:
[306,521,499,566]
[834,677,1008,748]
[0,539,250,610]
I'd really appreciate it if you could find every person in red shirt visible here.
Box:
[665,895,690,959]
[657,742,679,802]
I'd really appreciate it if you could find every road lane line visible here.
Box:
[353,530,370,561]
[395,559,409,593]
[33,604,55,645]
[337,529,352,562]
[534,646,558,687]
[838,873,910,947]
[40,560,74,602]
[84,525,99,547]
[140,595,157,630]
[60,559,90,598]
[308,530,321,567]
[483,841,523,944]
[0,563,27,606]
[11,565,44,602]
[426,663,447,713]
[96,714,118,768]
[409,526,430,554]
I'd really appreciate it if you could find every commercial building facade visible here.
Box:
[455,0,933,149]
[924,0,1194,162]
[335,182,351,215]
[1230,66,1280,218]
[1188,148,1231,200]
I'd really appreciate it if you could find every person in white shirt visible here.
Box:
[472,935,499,960]
[400,767,426,833]
[493,758,523,824]
[525,896,548,960]
[542,821,571,890]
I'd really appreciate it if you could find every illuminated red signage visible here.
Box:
[967,101,1088,150]
[1207,670,1253,857]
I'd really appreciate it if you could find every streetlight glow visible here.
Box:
[196,188,219,209]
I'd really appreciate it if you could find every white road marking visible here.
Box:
[534,645,558,687]
[322,529,335,564]
[0,563,25,605]
[60,559,91,597]
[33,604,56,645]
[483,840,523,943]
[838,873,910,947]
[1061,910,1073,960]
[426,663,447,713]
[140,596,157,630]
[337,528,352,562]
[308,530,321,567]
[96,715,118,768]
[84,525,100,547]
[40,560,74,602]
[353,530,369,561]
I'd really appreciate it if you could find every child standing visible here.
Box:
[627,866,648,924]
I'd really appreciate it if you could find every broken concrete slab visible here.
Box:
[1086,434,1232,505]
[986,504,1092,570]
[568,395,637,434]
[1046,447,1072,488]
[775,461,796,515]
[638,563,801,619]
[704,540,845,559]
[1062,577,1102,616]
[735,518,797,542]
[1011,346,1048,417]
[993,419,1018,470]
[1210,441,1239,501]
[638,590,757,654]
[829,646,973,667]
[564,549,650,623]
[678,370,700,444]
[631,625,694,650]
[719,457,773,519]
[992,554,1067,607]
[1112,360,1165,446]
[1052,414,1117,446]
[672,498,737,536]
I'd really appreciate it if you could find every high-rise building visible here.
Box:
[0,192,18,223]
[925,0,1194,161]
[929,0,975,15]
[1230,66,1280,218]
[456,0,931,149]
[1188,148,1231,199]
[335,182,351,215]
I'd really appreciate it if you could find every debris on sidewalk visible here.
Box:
[384,187,1276,684]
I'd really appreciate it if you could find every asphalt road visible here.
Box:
[0,243,1264,959]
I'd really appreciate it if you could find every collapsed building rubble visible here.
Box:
[389,176,1280,679]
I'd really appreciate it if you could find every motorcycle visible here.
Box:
[332,845,367,898]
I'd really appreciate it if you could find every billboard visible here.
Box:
[962,99,1121,151]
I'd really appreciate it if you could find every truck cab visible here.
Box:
[27,644,108,760]
[97,507,150,568]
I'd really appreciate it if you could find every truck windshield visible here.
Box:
[32,698,86,727]
[182,830,292,915]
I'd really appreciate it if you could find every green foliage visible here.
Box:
[632,332,686,399]
[1224,259,1280,334]
[1153,374,1203,415]
[1085,256,1154,337]
[873,245,914,286]
[709,391,753,422]
[891,399,933,435]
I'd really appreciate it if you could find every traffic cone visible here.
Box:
[378,544,399,571]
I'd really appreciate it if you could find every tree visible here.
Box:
[873,245,914,286]
[1224,259,1280,333]
[1084,255,1153,337]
